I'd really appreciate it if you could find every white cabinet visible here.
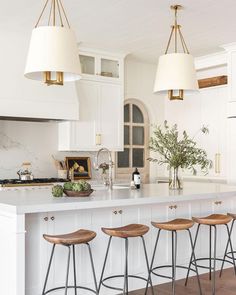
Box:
[24,195,236,295]
[165,85,228,179]
[58,77,124,151]
[200,86,228,178]
[79,49,124,83]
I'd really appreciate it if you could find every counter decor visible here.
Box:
[52,180,93,197]
[148,121,212,189]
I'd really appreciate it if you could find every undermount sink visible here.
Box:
[93,184,130,190]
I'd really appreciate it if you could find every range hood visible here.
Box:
[0,31,79,122]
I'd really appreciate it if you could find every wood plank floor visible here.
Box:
[129,268,236,294]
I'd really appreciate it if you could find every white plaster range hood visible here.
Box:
[0,31,79,122]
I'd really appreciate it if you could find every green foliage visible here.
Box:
[148,121,212,175]
[52,185,64,197]
[63,182,74,190]
[70,180,91,192]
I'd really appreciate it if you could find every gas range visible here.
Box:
[0,178,68,188]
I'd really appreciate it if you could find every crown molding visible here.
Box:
[220,42,236,52]
[194,51,227,70]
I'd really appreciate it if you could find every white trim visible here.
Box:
[221,42,236,52]
[79,46,128,59]
[194,51,227,70]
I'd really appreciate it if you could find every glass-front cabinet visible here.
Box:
[79,49,124,82]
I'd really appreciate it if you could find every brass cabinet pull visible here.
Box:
[44,217,48,221]
[169,205,177,209]
[95,134,102,145]
[50,216,55,221]
[118,210,123,214]
[214,201,222,205]
[215,153,221,174]
[113,210,118,215]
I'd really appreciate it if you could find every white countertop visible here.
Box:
[1,182,236,215]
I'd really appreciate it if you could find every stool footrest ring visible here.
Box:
[151,264,197,280]
[191,257,234,270]
[101,274,149,291]
[43,285,97,295]
[226,251,236,260]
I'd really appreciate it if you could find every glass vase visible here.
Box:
[169,167,183,190]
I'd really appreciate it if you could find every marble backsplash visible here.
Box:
[0,120,107,181]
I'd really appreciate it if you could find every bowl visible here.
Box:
[63,189,94,197]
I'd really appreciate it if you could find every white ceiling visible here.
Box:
[1,0,236,62]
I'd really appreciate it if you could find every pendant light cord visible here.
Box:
[35,0,70,28]
[164,5,190,55]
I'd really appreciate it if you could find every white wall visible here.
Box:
[125,57,165,181]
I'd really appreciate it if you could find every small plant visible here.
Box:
[52,185,64,197]
[148,121,212,188]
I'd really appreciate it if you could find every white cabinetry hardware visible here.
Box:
[169,205,178,209]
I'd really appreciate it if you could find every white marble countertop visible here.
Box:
[1,182,236,215]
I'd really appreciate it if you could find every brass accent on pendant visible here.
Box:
[170,4,183,11]
[168,90,184,100]
[44,71,64,86]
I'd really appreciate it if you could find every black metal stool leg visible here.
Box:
[86,243,99,294]
[209,225,212,281]
[42,244,56,295]
[212,225,217,295]
[141,235,154,295]
[123,238,129,295]
[187,229,202,295]
[98,236,112,293]
[185,224,200,286]
[145,229,161,295]
[226,223,236,274]
[65,246,71,295]
[72,245,77,295]
[171,231,177,295]
[220,220,236,277]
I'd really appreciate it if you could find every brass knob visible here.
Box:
[169,205,177,209]
[118,210,123,214]
[214,201,222,205]
[44,217,48,221]
[113,210,117,214]
[50,216,55,221]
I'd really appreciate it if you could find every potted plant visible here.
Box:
[148,121,212,189]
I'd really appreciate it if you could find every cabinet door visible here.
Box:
[99,83,123,150]
[169,202,192,265]
[25,213,50,295]
[58,121,96,151]
[200,86,227,178]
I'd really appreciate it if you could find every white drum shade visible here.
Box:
[24,26,81,82]
[154,53,198,92]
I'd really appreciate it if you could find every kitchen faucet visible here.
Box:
[95,147,113,190]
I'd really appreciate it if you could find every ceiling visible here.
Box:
[1,0,236,62]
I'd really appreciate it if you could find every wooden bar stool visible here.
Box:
[42,229,98,295]
[185,214,236,295]
[220,213,236,276]
[99,223,154,295]
[146,218,202,295]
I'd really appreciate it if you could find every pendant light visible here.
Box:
[24,0,81,86]
[154,5,198,100]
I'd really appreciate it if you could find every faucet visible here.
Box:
[95,147,113,190]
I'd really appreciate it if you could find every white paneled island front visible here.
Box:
[1,182,236,295]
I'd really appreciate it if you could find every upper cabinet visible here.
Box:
[79,49,123,83]
[58,49,126,151]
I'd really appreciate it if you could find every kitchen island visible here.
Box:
[1,182,236,295]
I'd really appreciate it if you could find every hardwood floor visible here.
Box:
[129,268,236,294]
